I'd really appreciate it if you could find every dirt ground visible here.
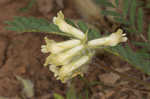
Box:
[0,0,150,99]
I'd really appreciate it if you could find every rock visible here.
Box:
[99,72,120,85]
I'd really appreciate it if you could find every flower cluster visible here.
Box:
[41,11,127,83]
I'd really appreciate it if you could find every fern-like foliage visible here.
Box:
[5,16,72,37]
[95,0,150,74]
[107,45,150,74]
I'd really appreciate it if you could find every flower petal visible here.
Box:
[49,65,60,77]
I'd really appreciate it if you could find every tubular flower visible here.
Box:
[44,45,85,66]
[49,54,93,82]
[53,11,85,40]
[88,29,127,47]
[55,52,94,83]
[41,11,128,83]
[41,37,81,54]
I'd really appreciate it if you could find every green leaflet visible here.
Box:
[123,0,130,18]
[5,16,48,32]
[5,16,72,37]
[137,8,143,34]
[88,29,101,40]
[5,17,26,32]
[115,0,119,7]
[129,0,137,27]
[77,21,88,33]
[132,42,150,48]
[65,19,77,28]
[132,41,150,51]
[95,0,115,8]
[136,52,150,60]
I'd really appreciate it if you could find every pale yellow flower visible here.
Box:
[41,37,81,54]
[44,45,84,66]
[53,11,85,40]
[88,29,127,47]
[58,53,94,83]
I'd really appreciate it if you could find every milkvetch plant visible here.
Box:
[41,11,127,83]
[4,0,150,93]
